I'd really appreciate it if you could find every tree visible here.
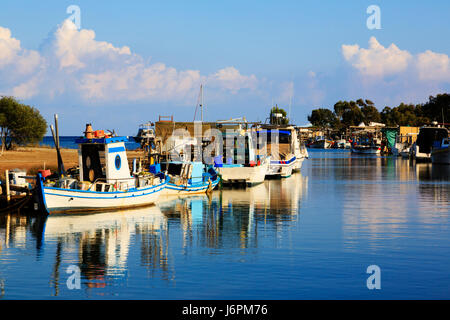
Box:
[421,93,450,123]
[0,96,47,154]
[361,105,381,124]
[341,102,364,127]
[270,105,289,125]
[308,108,337,128]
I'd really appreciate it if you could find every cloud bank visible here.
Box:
[0,20,258,104]
[341,36,450,105]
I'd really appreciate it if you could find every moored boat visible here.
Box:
[351,144,381,154]
[258,126,303,177]
[411,126,449,161]
[36,125,167,214]
[214,130,269,186]
[160,161,220,195]
[431,137,450,164]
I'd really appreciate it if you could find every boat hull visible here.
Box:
[292,157,305,173]
[218,160,268,186]
[351,146,381,154]
[37,176,166,214]
[163,178,219,195]
[431,147,450,164]
[266,155,297,178]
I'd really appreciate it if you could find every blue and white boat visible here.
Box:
[257,126,304,178]
[36,133,167,214]
[158,161,220,195]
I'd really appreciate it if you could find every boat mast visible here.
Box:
[200,84,204,122]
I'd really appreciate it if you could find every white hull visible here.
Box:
[292,157,305,172]
[218,159,268,186]
[351,146,381,154]
[38,180,166,214]
[267,155,296,177]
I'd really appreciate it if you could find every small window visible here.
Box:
[115,155,121,170]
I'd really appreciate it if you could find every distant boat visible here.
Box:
[411,126,449,161]
[36,127,167,214]
[431,137,450,165]
[351,144,381,154]
[335,139,351,149]
[308,136,332,149]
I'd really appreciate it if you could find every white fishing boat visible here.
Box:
[214,130,269,186]
[431,137,450,164]
[258,126,304,177]
[36,124,167,214]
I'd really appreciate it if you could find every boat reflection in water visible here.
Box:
[43,205,170,294]
[0,174,308,297]
[158,174,308,252]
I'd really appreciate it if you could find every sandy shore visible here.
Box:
[0,147,145,178]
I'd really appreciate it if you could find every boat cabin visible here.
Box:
[75,136,135,190]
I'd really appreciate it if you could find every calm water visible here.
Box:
[1,150,449,299]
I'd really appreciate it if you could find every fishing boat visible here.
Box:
[351,144,381,154]
[411,125,449,161]
[214,130,269,186]
[36,122,167,214]
[159,161,220,195]
[307,136,332,149]
[258,126,305,177]
[431,137,450,164]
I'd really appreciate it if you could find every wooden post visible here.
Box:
[5,170,10,204]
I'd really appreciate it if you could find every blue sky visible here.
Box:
[0,0,449,135]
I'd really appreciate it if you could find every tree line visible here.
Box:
[307,93,450,130]
[0,96,47,154]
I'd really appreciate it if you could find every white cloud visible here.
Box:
[416,50,450,82]
[0,20,258,104]
[206,66,258,93]
[342,37,412,77]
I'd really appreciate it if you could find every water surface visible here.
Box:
[1,150,449,299]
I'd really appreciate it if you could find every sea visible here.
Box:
[39,136,141,150]
[0,149,449,299]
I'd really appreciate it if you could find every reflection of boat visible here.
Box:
[44,205,168,279]
[37,127,167,214]
[411,126,448,161]
[44,205,165,236]
[431,137,450,164]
